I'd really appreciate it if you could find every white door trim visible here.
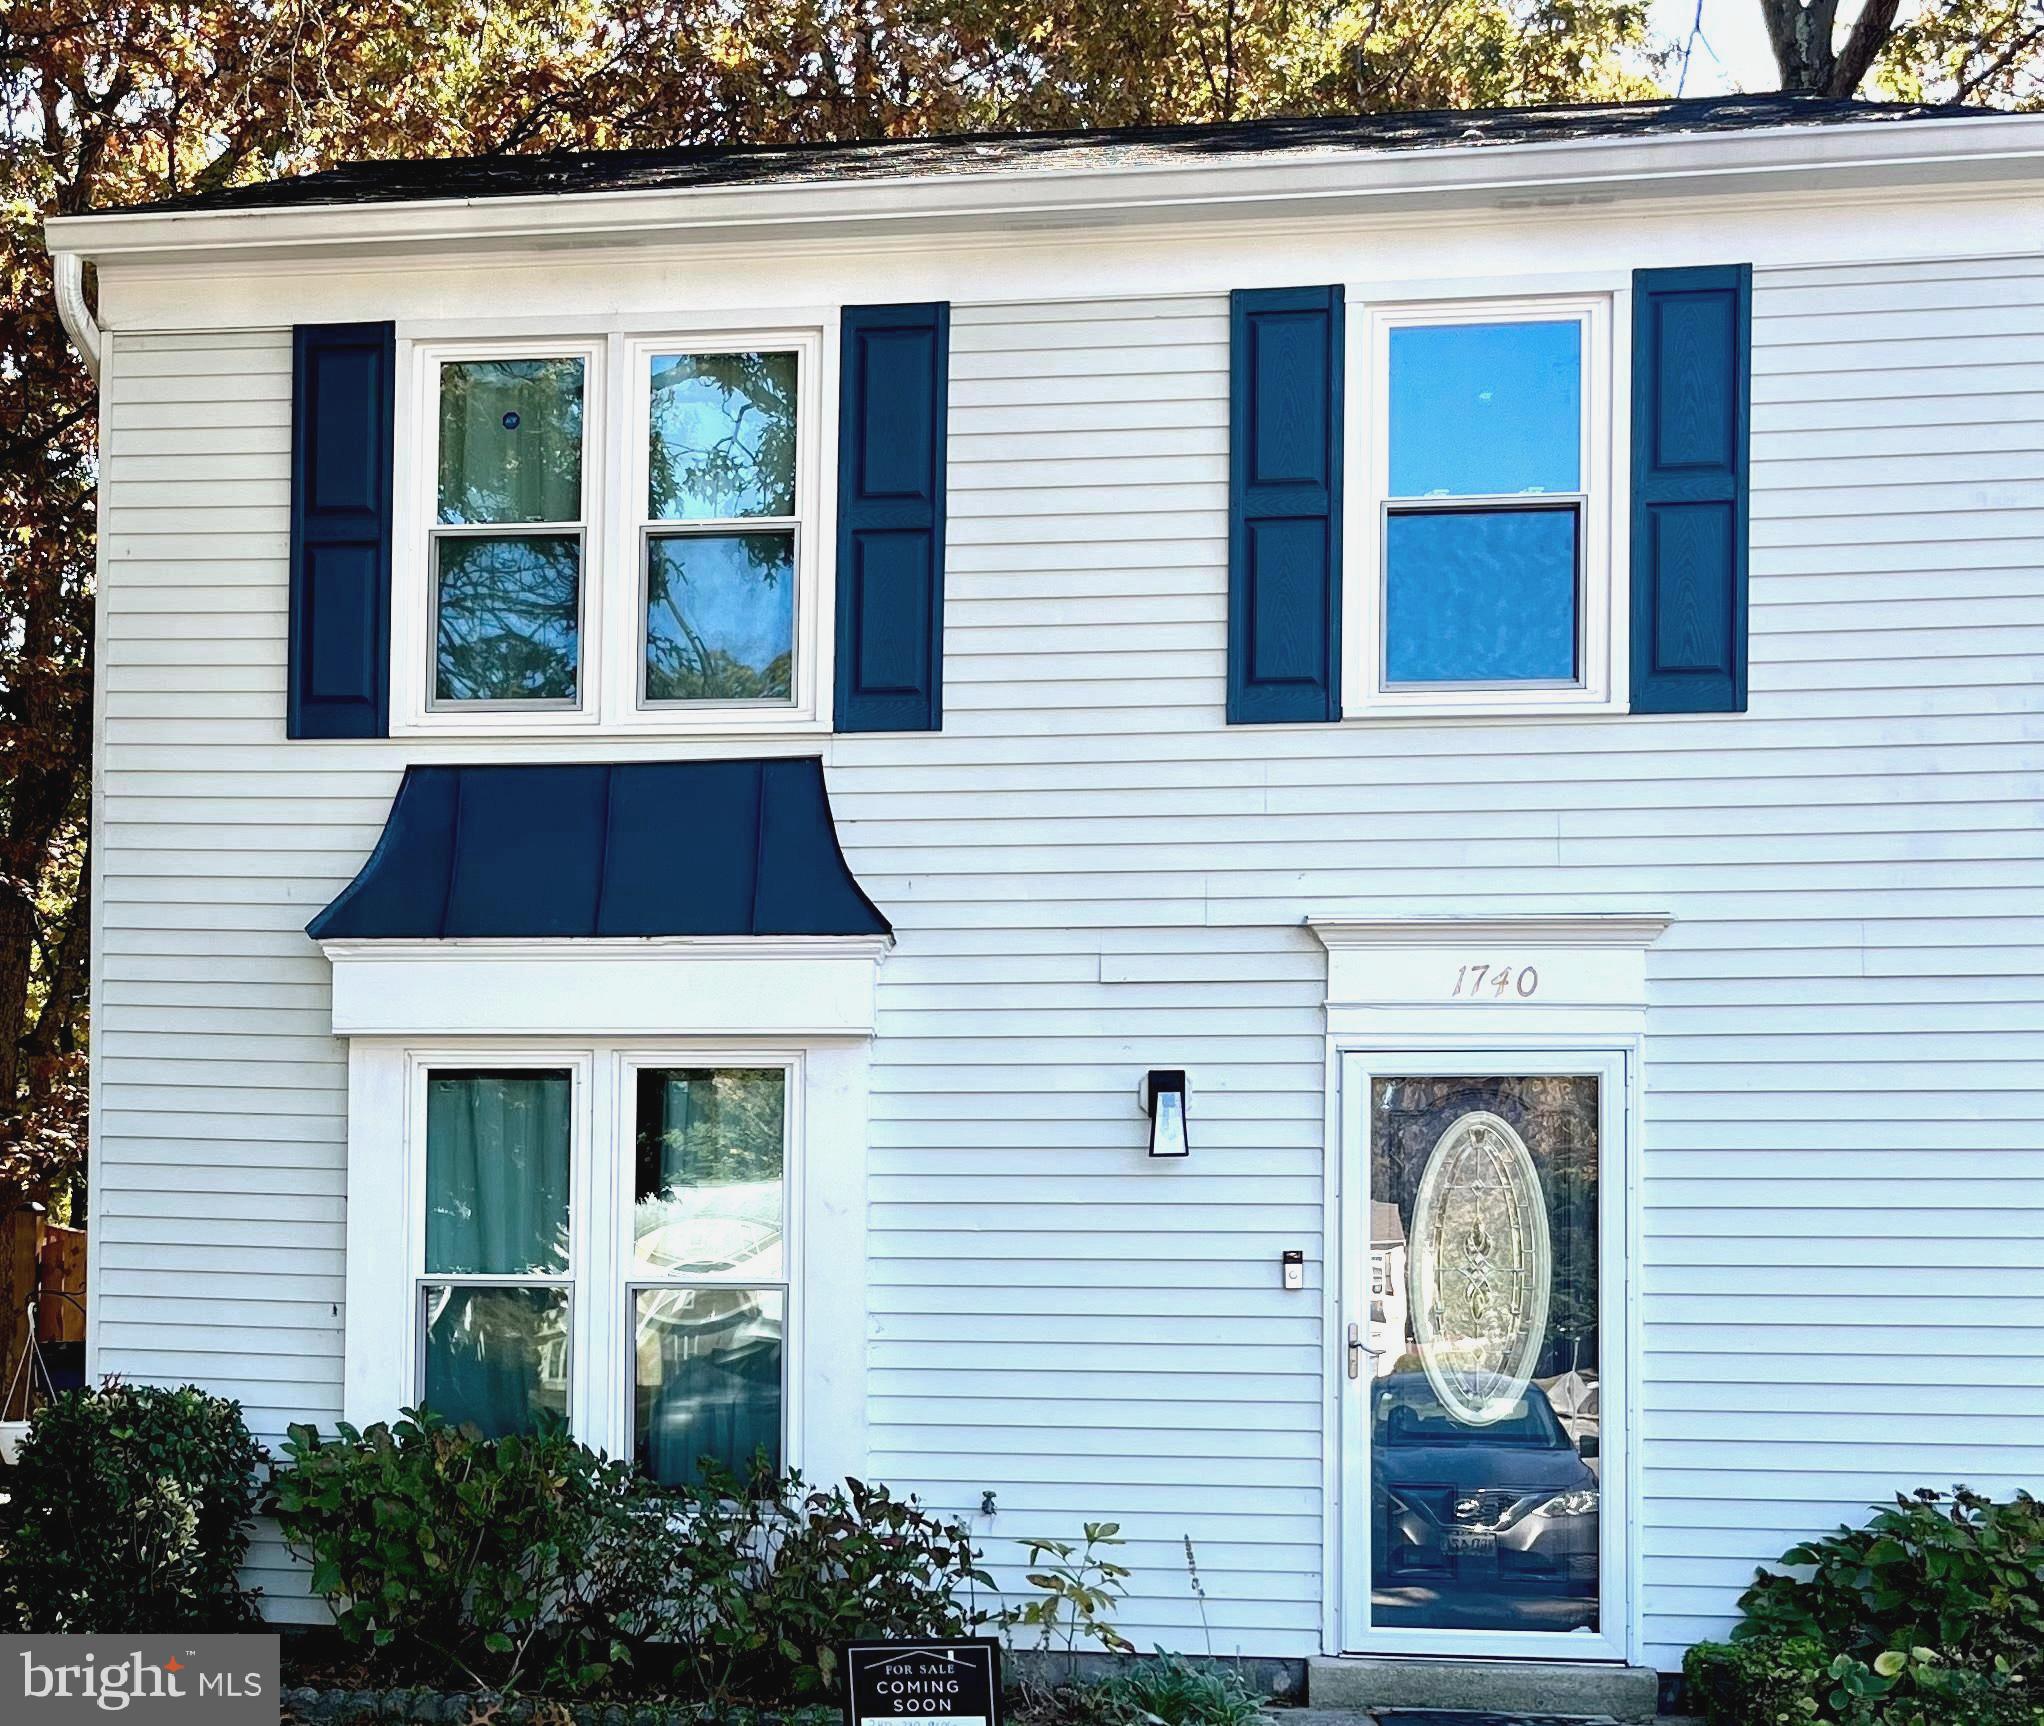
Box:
[1330,1045,1633,1663]
[1310,910,1664,1665]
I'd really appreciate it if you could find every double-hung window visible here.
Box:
[429,350,597,713]
[628,1064,790,1487]
[405,1051,794,1488]
[635,347,801,708]
[400,327,824,734]
[417,1064,578,1436]
[1353,297,1615,714]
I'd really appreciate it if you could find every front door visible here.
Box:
[1338,1050,1625,1659]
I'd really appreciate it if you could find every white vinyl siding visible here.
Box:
[90,252,2044,1660]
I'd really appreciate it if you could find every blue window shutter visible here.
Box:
[1229,286,1343,724]
[1630,265,1751,714]
[836,302,949,732]
[289,322,394,738]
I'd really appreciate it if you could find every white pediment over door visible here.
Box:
[1308,913,1670,1041]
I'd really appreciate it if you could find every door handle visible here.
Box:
[1347,1322,1382,1379]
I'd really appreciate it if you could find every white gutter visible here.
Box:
[51,252,101,379]
[43,111,2044,270]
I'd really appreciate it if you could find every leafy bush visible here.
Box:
[1002,1521,1136,1668]
[631,1456,994,1702]
[0,1382,264,1632]
[1685,1488,2044,1726]
[271,1420,991,1703]
[1686,1639,2041,1726]
[1738,1487,2044,1667]
[1093,1651,1266,1726]
[271,1410,647,1696]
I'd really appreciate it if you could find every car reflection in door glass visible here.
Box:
[1371,1372,1599,1631]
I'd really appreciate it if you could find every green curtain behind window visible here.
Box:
[635,1288,783,1486]
[426,1069,571,1275]
[421,1070,572,1435]
[422,1286,568,1438]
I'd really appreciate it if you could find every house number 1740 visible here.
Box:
[1453,963,1539,998]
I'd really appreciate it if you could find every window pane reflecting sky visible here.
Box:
[1386,507,1578,685]
[1390,321,1581,499]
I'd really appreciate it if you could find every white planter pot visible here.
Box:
[0,1420,30,1465]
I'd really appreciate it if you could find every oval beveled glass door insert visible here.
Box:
[1409,1110,1552,1426]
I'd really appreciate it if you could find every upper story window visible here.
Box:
[636,347,800,708]
[396,327,824,736]
[1350,296,1614,716]
[433,357,588,708]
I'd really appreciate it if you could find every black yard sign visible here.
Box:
[843,1639,1002,1726]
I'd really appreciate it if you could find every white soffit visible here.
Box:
[320,936,891,1040]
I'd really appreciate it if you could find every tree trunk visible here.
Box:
[1758,0,1904,96]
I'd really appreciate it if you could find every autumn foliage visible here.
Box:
[0,1,2035,1219]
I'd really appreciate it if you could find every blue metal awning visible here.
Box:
[307,758,889,941]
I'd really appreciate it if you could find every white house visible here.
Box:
[43,91,2044,1711]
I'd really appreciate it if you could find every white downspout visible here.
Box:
[52,252,102,381]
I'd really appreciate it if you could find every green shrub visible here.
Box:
[1093,1651,1266,1726]
[631,1456,994,1703]
[1686,1637,1834,1724]
[1686,1639,2041,1726]
[0,1382,264,1632]
[1685,1487,2044,1726]
[1738,1487,2044,1669]
[270,1410,647,1696]
[271,1421,992,1704]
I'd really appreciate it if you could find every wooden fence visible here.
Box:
[0,1209,86,1419]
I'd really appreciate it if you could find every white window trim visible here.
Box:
[406,1049,597,1434]
[322,935,889,1040]
[1342,288,1629,721]
[390,316,836,738]
[395,338,609,734]
[335,935,881,1481]
[611,1049,801,1484]
[347,1033,867,1486]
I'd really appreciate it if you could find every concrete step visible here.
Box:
[1307,1657,1661,1723]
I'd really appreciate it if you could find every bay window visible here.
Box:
[1351,296,1615,715]
[381,1047,808,1487]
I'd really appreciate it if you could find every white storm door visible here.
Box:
[1338,1049,1627,1661]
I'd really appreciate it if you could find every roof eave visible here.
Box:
[44,110,2044,267]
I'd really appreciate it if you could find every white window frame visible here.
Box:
[397,339,608,732]
[404,1048,598,1429]
[1344,291,1623,720]
[391,319,832,738]
[611,1051,802,1484]
[377,1041,810,1477]
[614,331,825,731]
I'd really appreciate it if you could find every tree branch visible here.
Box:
[1825,0,1903,96]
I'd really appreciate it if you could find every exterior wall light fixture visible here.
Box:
[1142,1069,1190,1159]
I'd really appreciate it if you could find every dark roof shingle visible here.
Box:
[117,93,1993,216]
